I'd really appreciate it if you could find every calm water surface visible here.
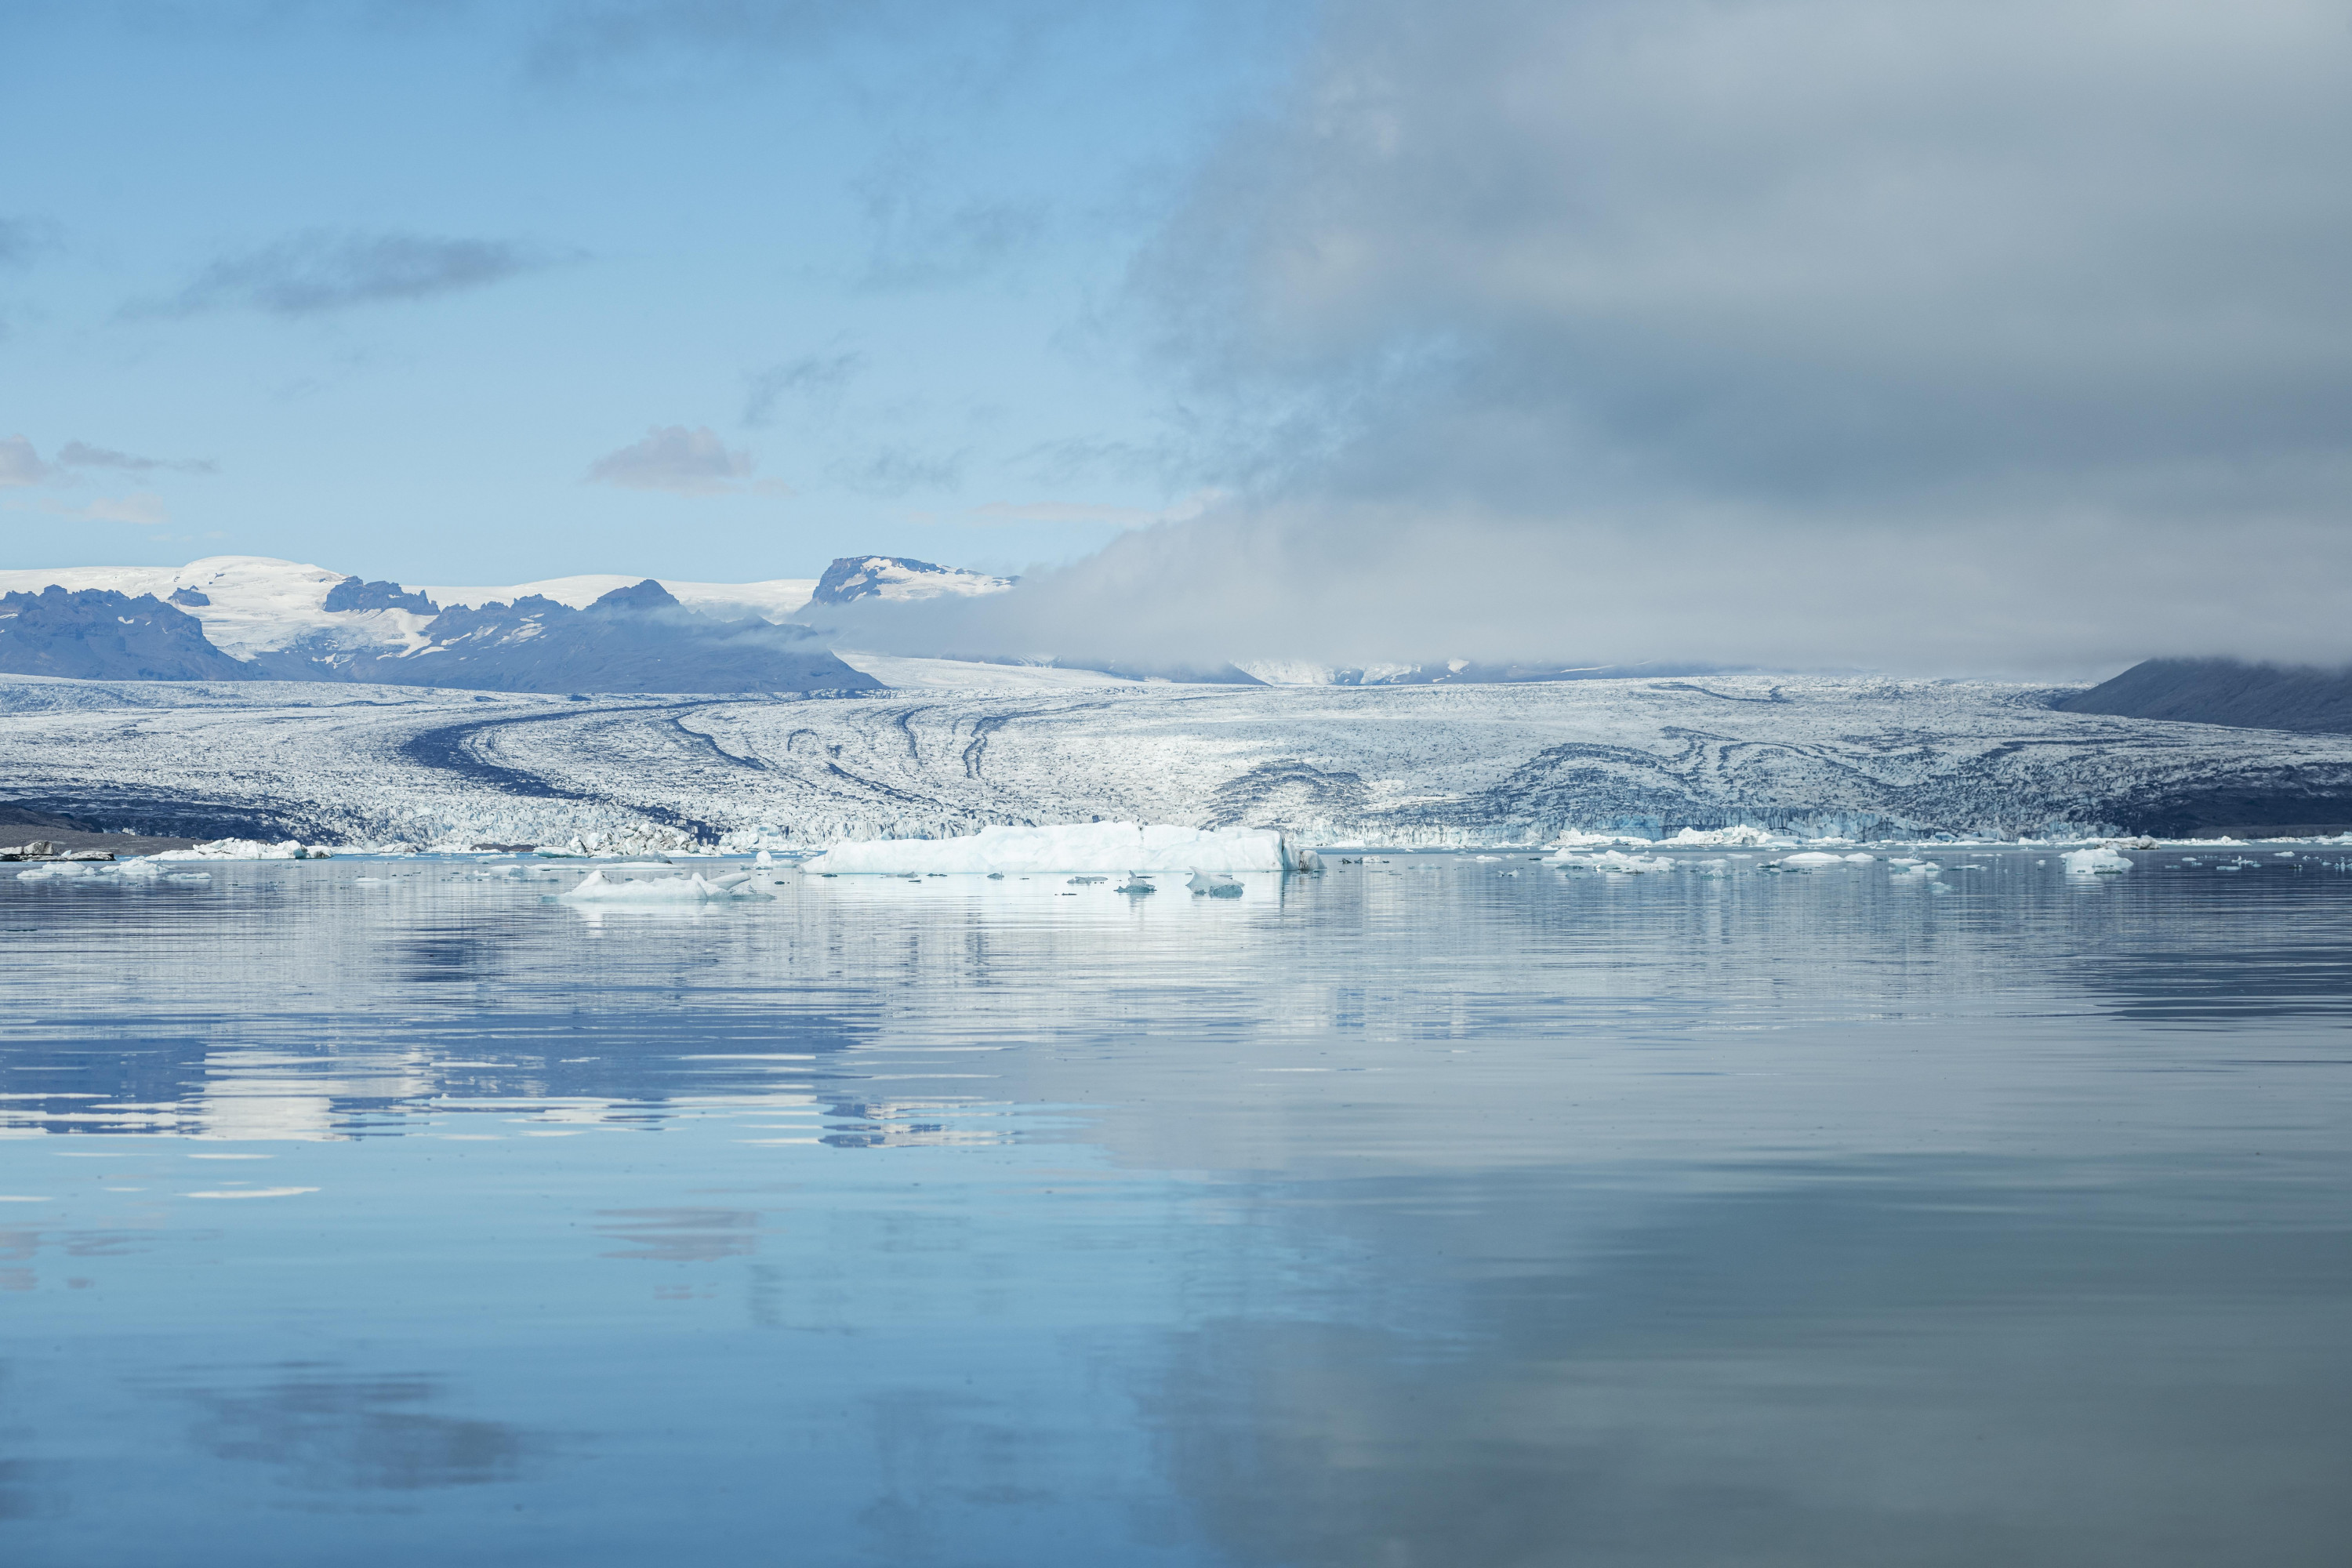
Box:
[3,849,2350,1566]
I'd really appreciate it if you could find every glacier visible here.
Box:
[5,664,2352,852]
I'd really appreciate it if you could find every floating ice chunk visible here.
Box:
[1844,853,1876,864]
[804,822,1314,875]
[2063,847,2134,875]
[1553,850,1673,874]
[1189,870,1244,897]
[1653,825,1786,848]
[1890,861,1942,878]
[1779,851,1846,869]
[153,838,331,861]
[1116,877,1156,895]
[557,869,764,902]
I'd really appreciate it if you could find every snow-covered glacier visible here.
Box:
[6,662,2351,848]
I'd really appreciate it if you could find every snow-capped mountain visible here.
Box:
[809,555,1016,605]
[0,554,1015,692]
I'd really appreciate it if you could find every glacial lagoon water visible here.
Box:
[4,848,2350,1566]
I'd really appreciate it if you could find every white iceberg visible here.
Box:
[1778,851,1846,869]
[152,838,332,861]
[2063,846,2134,875]
[1188,871,1243,897]
[557,869,768,902]
[803,822,1317,876]
[1551,850,1674,874]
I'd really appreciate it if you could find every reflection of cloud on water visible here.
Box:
[176,1367,537,1493]
[1142,1163,2352,1567]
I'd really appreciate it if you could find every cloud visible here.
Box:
[883,0,2352,676]
[0,435,54,488]
[964,490,1222,527]
[39,492,170,525]
[742,350,865,426]
[586,425,757,495]
[138,230,550,318]
[830,444,967,496]
[57,441,217,476]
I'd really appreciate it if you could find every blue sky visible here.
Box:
[9,1,2349,674]
[0,1,1304,583]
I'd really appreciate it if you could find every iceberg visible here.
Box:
[803,822,1317,876]
[152,838,332,861]
[1551,850,1674,874]
[1188,871,1243,897]
[1778,851,1846,869]
[557,869,766,902]
[2063,846,2134,875]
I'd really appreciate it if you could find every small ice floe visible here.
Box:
[16,856,203,885]
[1116,877,1157,896]
[1547,849,1672,873]
[1067,876,1107,885]
[1189,871,1243,898]
[557,869,768,903]
[153,838,332,860]
[1889,860,1942,879]
[1844,852,1875,864]
[2063,846,2134,875]
[1777,851,1846,870]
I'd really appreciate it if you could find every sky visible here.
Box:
[7,0,2352,675]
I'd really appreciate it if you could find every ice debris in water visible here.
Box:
[804,822,1318,875]
[1548,849,1673,873]
[1188,871,1243,897]
[15,857,208,884]
[2063,846,2134,875]
[153,838,333,860]
[557,869,768,902]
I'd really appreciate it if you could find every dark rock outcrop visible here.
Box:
[2057,658,2352,735]
[322,575,439,615]
[0,587,256,681]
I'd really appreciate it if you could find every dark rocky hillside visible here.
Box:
[0,587,257,681]
[2058,658,2352,735]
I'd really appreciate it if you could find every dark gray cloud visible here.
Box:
[868,0,2352,677]
[742,349,864,426]
[57,441,217,476]
[140,230,550,318]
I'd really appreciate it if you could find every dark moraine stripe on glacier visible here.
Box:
[397,705,739,844]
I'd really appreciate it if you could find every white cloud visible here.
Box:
[38,492,170,525]
[965,490,1225,528]
[586,425,757,496]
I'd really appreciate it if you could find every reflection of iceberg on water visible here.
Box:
[804,822,1319,875]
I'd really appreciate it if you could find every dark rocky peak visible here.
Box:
[168,586,211,607]
[0,586,255,681]
[322,576,439,615]
[585,579,684,615]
